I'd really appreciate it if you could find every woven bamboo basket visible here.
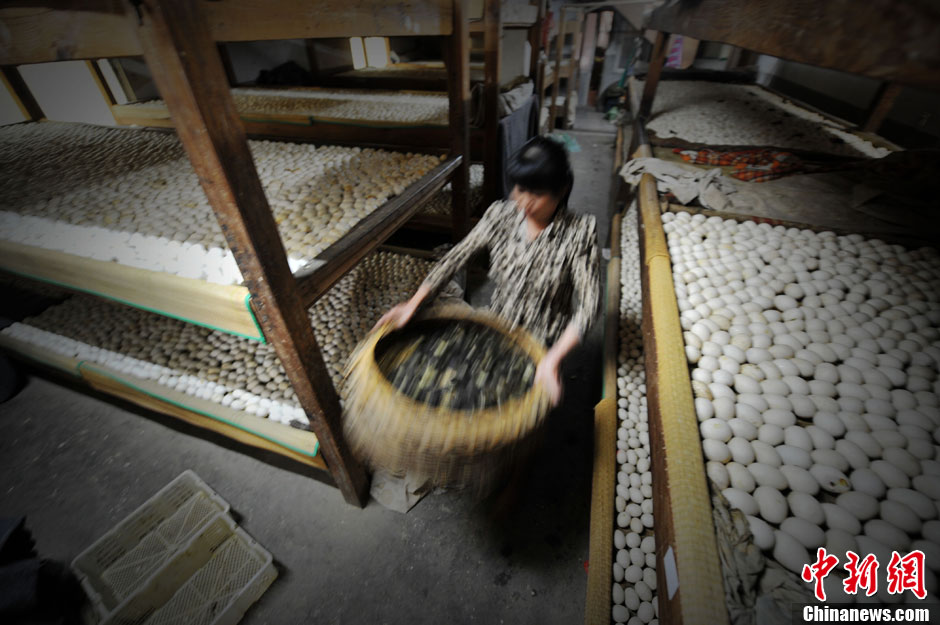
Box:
[342,306,552,492]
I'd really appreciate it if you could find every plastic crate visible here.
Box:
[72,471,231,620]
[108,513,277,625]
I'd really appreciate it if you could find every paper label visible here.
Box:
[665,545,679,600]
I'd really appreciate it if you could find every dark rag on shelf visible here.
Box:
[497,94,539,197]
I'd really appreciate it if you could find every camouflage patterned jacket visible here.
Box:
[422,199,600,346]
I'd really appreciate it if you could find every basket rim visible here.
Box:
[343,305,551,451]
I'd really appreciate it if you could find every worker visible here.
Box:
[376,136,600,406]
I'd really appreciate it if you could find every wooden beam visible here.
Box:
[863,81,902,133]
[548,8,567,129]
[216,43,238,87]
[446,0,471,240]
[295,157,461,304]
[482,0,501,204]
[85,59,119,124]
[133,0,368,506]
[647,0,940,91]
[204,0,453,41]
[529,1,545,111]
[637,182,728,625]
[0,239,259,341]
[638,30,667,120]
[0,65,44,120]
[0,2,141,65]
[109,58,137,102]
[562,10,583,129]
[0,0,453,66]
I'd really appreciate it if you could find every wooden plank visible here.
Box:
[863,81,903,133]
[548,8,567,129]
[109,59,137,102]
[482,0,501,205]
[217,43,238,87]
[0,334,82,376]
[0,0,452,66]
[204,0,453,41]
[0,1,141,65]
[295,156,461,304]
[647,0,940,90]
[447,0,471,240]
[585,211,621,625]
[528,1,544,106]
[637,178,728,625]
[112,102,453,149]
[638,30,667,120]
[80,364,327,471]
[134,0,368,506]
[562,11,583,129]
[0,65,44,120]
[0,239,260,341]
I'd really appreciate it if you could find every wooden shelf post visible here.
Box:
[133,0,369,507]
[1,65,44,121]
[548,8,567,129]
[482,0,502,204]
[638,30,668,120]
[863,81,902,133]
[447,0,471,239]
[562,10,583,130]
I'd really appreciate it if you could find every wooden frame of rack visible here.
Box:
[0,0,471,507]
[587,0,940,622]
[547,7,583,131]
[101,0,538,229]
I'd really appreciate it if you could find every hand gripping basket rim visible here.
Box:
[342,305,552,486]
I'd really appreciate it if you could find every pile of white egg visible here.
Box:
[0,251,436,426]
[131,87,450,126]
[612,204,660,625]
[664,210,940,602]
[421,164,484,216]
[0,123,442,284]
[641,81,888,159]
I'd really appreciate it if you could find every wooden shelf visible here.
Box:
[0,154,461,340]
[0,0,473,506]
[0,333,325,471]
[0,239,261,341]
[0,0,455,66]
[647,0,940,91]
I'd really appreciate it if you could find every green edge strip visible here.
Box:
[0,268,264,342]
[244,294,266,343]
[77,361,319,458]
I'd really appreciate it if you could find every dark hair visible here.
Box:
[506,136,574,210]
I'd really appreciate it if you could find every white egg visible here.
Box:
[773,529,810,574]
[754,486,788,524]
[870,460,911,489]
[822,502,862,535]
[880,499,922,535]
[836,491,880,521]
[886,488,937,521]
[746,514,775,551]
[824,528,858,562]
[723,487,759,516]
[780,517,824,549]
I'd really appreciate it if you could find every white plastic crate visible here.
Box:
[72,471,231,620]
[108,513,276,625]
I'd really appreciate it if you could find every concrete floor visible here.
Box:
[0,111,616,625]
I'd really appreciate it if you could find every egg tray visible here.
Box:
[71,471,232,621]
[123,87,450,127]
[343,306,552,492]
[640,80,889,159]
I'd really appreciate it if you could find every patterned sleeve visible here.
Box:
[570,215,601,338]
[420,200,503,298]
